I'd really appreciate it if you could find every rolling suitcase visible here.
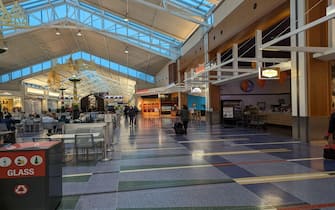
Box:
[174,122,185,134]
[323,144,335,159]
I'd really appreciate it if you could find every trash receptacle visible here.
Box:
[0,141,63,210]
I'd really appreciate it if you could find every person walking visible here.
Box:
[325,104,335,144]
[180,105,190,134]
[128,106,136,127]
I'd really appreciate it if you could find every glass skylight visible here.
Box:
[0,51,155,84]
[2,0,182,59]
[168,0,216,17]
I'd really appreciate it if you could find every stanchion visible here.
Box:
[101,114,112,161]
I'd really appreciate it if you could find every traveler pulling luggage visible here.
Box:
[324,144,335,159]
[323,104,335,159]
[174,122,185,135]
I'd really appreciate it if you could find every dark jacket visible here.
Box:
[328,112,335,134]
[180,108,189,121]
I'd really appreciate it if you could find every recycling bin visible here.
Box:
[0,141,63,210]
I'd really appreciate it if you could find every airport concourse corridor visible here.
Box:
[58,116,335,210]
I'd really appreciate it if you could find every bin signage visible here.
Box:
[14,184,29,196]
[0,150,46,179]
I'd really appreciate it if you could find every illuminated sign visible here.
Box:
[259,67,280,79]
[195,64,205,73]
[27,87,44,95]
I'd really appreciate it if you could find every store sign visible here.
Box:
[259,67,280,79]
[136,89,148,94]
[0,150,46,179]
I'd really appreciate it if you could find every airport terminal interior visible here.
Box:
[1,0,335,209]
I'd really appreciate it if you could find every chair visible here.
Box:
[55,122,65,134]
[74,133,96,160]
[25,119,34,132]
[15,123,24,137]
[90,127,104,149]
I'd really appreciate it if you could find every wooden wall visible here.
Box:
[306,0,331,116]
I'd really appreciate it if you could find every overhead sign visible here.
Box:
[0,150,46,179]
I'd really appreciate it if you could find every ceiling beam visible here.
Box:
[261,12,335,49]
[264,46,331,53]
[133,0,210,27]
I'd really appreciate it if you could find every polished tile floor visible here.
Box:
[50,116,335,210]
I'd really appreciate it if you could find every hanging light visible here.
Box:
[191,87,202,93]
[124,47,129,54]
[76,30,82,37]
[55,29,61,36]
[0,32,8,54]
[124,14,129,22]
[259,67,280,79]
[124,0,129,21]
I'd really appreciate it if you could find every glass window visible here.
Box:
[91,55,100,65]
[61,55,71,64]
[82,52,90,60]
[28,12,41,26]
[32,64,42,73]
[41,8,52,23]
[67,5,77,20]
[42,61,51,69]
[127,68,137,78]
[79,9,91,25]
[92,15,102,29]
[104,19,115,32]
[22,67,31,76]
[147,75,155,83]
[1,74,10,83]
[55,5,66,19]
[110,62,119,71]
[100,59,109,68]
[72,52,81,60]
[116,25,127,35]
[119,65,128,74]
[11,70,21,80]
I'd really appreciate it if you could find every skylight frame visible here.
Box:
[0,51,155,84]
[167,0,215,17]
[2,0,181,59]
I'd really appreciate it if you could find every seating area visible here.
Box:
[47,116,333,210]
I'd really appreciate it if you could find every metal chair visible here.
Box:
[74,133,96,160]
[55,122,65,134]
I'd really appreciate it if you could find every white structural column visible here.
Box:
[291,0,308,140]
[217,52,221,79]
[329,0,335,47]
[255,30,262,76]
[177,59,181,109]
[203,32,211,116]
[233,44,238,76]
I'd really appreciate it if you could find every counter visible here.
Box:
[265,112,292,126]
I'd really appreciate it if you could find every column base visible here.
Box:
[292,116,329,141]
